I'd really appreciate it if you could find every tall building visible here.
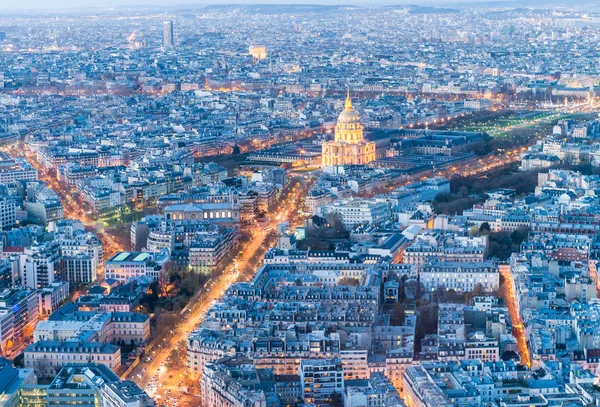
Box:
[322,92,376,167]
[163,21,174,47]
[299,358,344,405]
[20,242,62,289]
[0,288,40,355]
[0,196,16,231]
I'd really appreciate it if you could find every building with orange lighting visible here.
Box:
[322,94,376,167]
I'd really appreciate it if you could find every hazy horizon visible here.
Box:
[0,0,523,12]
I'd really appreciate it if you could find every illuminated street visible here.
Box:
[500,265,531,367]
[5,4,600,407]
[127,180,309,397]
[1,141,126,267]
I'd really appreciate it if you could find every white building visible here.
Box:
[465,331,499,362]
[340,348,369,380]
[464,98,492,111]
[60,232,103,268]
[188,228,238,274]
[39,281,70,317]
[201,357,267,407]
[0,288,39,354]
[306,189,332,215]
[299,358,344,405]
[104,251,169,283]
[164,202,241,227]
[63,254,96,284]
[420,261,499,293]
[20,242,62,289]
[0,155,38,184]
[24,341,121,377]
[34,311,150,345]
[317,198,391,230]
[44,364,153,407]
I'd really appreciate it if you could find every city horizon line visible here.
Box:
[4,0,566,14]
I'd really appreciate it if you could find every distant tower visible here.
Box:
[163,21,174,47]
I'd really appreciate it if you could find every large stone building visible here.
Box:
[322,93,376,167]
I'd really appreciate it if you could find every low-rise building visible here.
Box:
[420,261,499,293]
[24,340,121,377]
[105,251,169,283]
[45,364,154,407]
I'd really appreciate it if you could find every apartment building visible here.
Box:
[24,341,121,377]
[44,364,153,407]
[420,261,499,293]
[299,358,344,406]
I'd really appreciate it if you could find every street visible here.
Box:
[500,265,531,367]
[127,180,309,405]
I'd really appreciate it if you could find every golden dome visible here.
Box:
[337,92,361,125]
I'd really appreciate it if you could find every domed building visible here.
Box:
[322,93,376,166]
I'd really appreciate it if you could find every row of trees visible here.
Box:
[449,166,539,196]
[432,164,538,215]
[300,212,349,251]
[433,193,481,215]
[469,128,542,156]
[487,228,530,260]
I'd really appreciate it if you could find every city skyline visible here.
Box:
[2,3,600,407]
[3,0,599,12]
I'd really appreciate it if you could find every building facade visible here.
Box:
[322,94,376,167]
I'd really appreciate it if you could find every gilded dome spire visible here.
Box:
[337,89,361,126]
[345,88,352,110]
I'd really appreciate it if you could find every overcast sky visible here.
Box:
[0,0,512,11]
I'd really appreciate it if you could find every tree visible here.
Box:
[445,288,459,303]
[232,144,241,155]
[472,283,484,296]
[433,194,481,216]
[329,392,343,407]
[414,303,438,352]
[390,302,406,326]
[405,279,425,300]
[180,274,201,297]
[141,281,161,312]
[326,211,346,236]
[488,232,515,260]
[511,228,529,246]
[479,222,491,235]
[436,285,447,301]
[167,348,183,369]
[339,277,360,287]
